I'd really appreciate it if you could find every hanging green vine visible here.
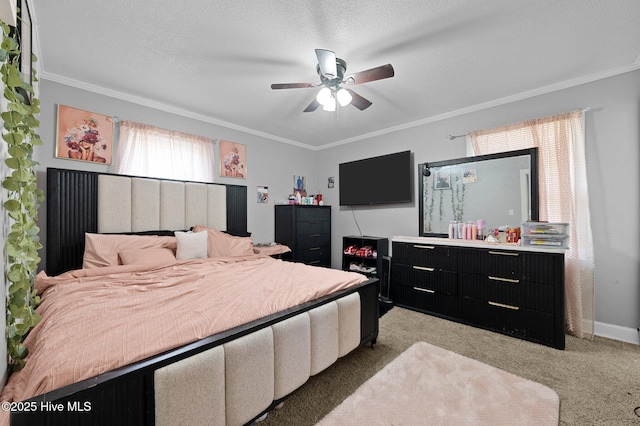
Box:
[423,174,433,231]
[451,175,465,221]
[1,20,43,372]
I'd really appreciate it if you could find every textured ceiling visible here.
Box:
[32,1,640,149]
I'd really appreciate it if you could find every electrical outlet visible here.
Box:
[508,209,514,216]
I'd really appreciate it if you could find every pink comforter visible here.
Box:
[0,255,366,408]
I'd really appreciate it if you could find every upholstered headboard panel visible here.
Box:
[96,175,227,233]
[46,168,248,275]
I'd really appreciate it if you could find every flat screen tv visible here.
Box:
[339,150,412,206]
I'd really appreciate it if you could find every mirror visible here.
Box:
[419,148,538,236]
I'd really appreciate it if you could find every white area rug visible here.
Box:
[317,341,559,425]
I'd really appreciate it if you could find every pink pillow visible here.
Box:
[119,247,177,266]
[83,233,177,268]
[192,225,254,257]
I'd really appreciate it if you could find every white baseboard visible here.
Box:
[594,321,640,345]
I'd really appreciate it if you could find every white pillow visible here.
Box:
[175,231,208,260]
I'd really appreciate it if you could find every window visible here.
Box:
[115,121,215,182]
[469,111,594,339]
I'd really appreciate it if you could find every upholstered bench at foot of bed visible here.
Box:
[154,292,361,426]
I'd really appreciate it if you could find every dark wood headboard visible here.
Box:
[46,168,248,275]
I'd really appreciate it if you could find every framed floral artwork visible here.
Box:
[219,140,246,179]
[55,105,113,164]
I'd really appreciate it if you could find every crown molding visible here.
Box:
[40,71,315,150]
[42,60,640,153]
[318,61,640,150]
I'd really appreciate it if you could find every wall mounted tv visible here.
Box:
[339,150,412,206]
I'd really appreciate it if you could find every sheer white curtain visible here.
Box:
[115,121,216,182]
[469,110,594,339]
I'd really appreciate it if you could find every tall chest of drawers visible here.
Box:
[275,205,331,267]
[391,237,565,349]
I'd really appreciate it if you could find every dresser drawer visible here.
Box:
[461,272,522,309]
[460,273,554,313]
[393,284,458,318]
[459,248,524,279]
[296,207,330,222]
[392,242,457,270]
[297,246,330,267]
[297,233,330,250]
[525,252,564,284]
[297,220,330,236]
[461,297,554,344]
[393,264,457,296]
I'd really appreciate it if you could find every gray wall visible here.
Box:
[35,80,317,267]
[318,69,640,340]
[34,70,640,341]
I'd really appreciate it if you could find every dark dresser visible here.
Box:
[274,205,331,267]
[391,237,565,349]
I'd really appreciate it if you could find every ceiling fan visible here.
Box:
[271,49,395,112]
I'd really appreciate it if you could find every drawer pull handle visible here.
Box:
[488,276,520,283]
[413,245,435,249]
[488,251,520,257]
[488,301,520,310]
[309,234,321,237]
[413,266,435,272]
[413,287,435,294]
[309,247,321,251]
[308,260,321,265]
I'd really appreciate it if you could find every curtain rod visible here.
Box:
[445,107,591,141]
[445,134,466,140]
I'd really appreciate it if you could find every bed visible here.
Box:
[2,168,379,426]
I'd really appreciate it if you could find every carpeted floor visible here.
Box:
[259,307,640,425]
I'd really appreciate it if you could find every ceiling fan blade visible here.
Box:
[271,82,316,90]
[303,99,321,112]
[345,64,395,85]
[315,49,338,79]
[346,89,372,110]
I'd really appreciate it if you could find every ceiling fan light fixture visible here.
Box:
[316,87,332,106]
[271,48,394,113]
[322,97,336,111]
[336,88,352,107]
